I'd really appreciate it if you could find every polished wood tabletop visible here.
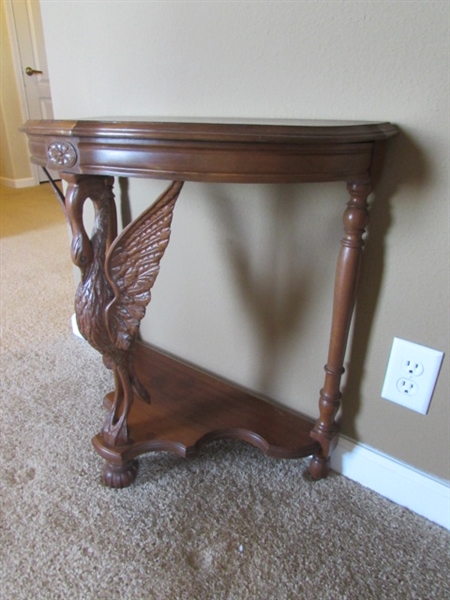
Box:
[21,118,398,182]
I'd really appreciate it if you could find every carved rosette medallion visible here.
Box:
[47,141,77,168]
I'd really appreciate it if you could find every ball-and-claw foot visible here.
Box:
[102,459,138,488]
[309,454,330,480]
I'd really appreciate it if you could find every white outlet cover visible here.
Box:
[381,337,444,414]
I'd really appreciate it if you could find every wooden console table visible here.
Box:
[21,118,398,488]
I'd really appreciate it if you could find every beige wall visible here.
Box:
[0,1,32,185]
[40,1,449,480]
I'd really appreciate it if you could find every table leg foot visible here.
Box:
[102,459,138,488]
[309,453,330,480]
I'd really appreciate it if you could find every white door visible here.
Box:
[10,0,55,183]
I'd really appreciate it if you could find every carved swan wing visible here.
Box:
[105,181,184,350]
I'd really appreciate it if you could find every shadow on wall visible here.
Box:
[208,184,316,395]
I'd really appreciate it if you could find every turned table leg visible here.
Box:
[310,181,372,478]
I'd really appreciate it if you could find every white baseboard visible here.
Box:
[331,435,450,529]
[69,314,449,529]
[0,176,36,188]
[71,314,84,339]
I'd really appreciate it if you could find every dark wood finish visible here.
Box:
[21,118,396,183]
[62,174,183,446]
[94,343,320,487]
[310,181,372,477]
[21,118,398,487]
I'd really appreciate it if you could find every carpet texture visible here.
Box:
[1,183,449,600]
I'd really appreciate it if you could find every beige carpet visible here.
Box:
[1,183,449,600]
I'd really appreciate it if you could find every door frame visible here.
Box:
[4,0,43,185]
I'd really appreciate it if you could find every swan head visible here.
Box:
[71,231,93,269]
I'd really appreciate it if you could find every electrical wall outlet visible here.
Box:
[381,337,444,414]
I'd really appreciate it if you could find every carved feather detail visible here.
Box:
[105,181,184,350]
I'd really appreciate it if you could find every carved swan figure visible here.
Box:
[62,176,184,445]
